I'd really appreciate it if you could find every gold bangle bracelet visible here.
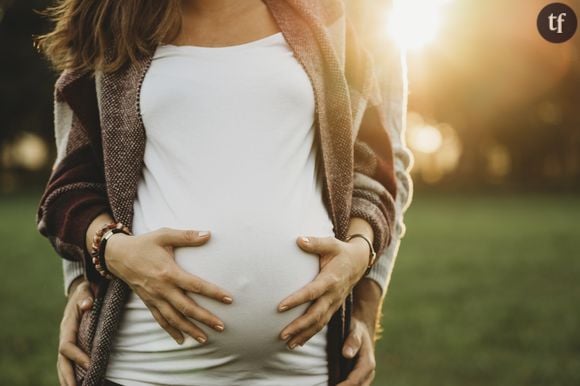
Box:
[345,233,377,273]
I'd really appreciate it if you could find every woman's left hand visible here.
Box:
[277,234,370,349]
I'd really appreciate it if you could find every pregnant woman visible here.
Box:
[35,1,399,385]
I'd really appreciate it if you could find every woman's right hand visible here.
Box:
[104,227,234,344]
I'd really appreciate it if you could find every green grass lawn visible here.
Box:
[1,192,579,386]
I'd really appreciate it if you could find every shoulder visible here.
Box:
[316,0,346,25]
[286,0,346,26]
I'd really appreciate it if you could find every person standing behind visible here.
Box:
[48,1,413,385]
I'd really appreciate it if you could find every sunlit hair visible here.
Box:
[33,0,182,73]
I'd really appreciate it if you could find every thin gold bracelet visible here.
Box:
[345,233,377,274]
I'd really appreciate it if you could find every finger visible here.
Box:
[57,357,65,386]
[58,309,84,385]
[338,331,376,386]
[336,357,375,386]
[284,297,338,349]
[342,325,363,359]
[278,272,334,312]
[169,290,225,332]
[296,235,340,256]
[156,301,208,344]
[318,253,335,270]
[156,227,211,247]
[74,282,94,310]
[60,342,90,369]
[78,296,93,312]
[60,311,82,349]
[57,354,75,386]
[59,321,79,358]
[145,303,185,345]
[363,369,376,386]
[356,329,375,366]
[174,268,234,304]
[57,355,66,386]
[339,356,375,386]
[280,295,334,339]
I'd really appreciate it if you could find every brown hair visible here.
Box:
[33,0,182,74]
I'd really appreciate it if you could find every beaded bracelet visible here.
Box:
[90,221,132,279]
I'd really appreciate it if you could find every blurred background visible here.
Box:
[1,0,579,385]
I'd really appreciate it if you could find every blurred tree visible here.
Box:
[398,0,580,190]
[0,0,54,158]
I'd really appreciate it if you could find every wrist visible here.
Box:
[67,275,86,298]
[86,213,113,250]
[89,221,132,279]
[102,232,131,278]
[347,237,372,274]
[346,217,376,276]
[353,278,383,338]
[346,234,376,281]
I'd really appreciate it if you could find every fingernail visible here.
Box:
[300,236,309,244]
[197,336,207,344]
[223,296,233,304]
[176,337,184,345]
[198,231,210,237]
[278,304,288,312]
[288,342,298,350]
[281,332,290,340]
[214,324,224,332]
[345,347,354,357]
[81,299,91,308]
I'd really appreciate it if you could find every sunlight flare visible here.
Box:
[386,0,449,51]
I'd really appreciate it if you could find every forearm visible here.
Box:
[85,212,115,253]
[68,275,86,298]
[36,145,112,286]
[62,211,115,296]
[345,4,412,345]
[348,218,384,344]
[353,277,384,343]
[348,217,374,244]
[364,234,402,296]
[346,216,377,275]
[63,260,84,296]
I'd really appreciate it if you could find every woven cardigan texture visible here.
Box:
[36,1,397,385]
[59,3,413,299]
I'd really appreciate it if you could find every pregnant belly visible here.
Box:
[174,227,323,356]
[111,215,336,368]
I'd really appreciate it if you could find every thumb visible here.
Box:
[79,296,93,312]
[296,235,339,255]
[158,228,211,247]
[342,325,362,359]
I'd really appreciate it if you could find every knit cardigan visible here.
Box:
[59,2,413,300]
[36,1,398,385]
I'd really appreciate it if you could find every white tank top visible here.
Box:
[105,32,336,386]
